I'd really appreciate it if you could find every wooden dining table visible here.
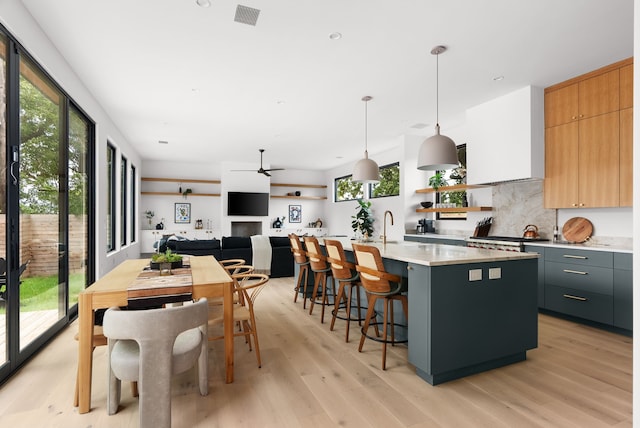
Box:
[75,256,234,414]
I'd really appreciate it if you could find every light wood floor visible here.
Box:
[0,276,632,427]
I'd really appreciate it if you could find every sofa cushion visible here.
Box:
[269,236,290,248]
[168,239,221,257]
[221,236,251,249]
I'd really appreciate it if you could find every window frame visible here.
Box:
[106,143,116,252]
[334,174,364,202]
[130,164,136,243]
[369,162,400,199]
[120,155,127,247]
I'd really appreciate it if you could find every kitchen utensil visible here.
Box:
[522,224,539,239]
[562,217,593,243]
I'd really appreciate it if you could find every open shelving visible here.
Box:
[415,184,492,213]
[270,183,327,200]
[141,177,221,197]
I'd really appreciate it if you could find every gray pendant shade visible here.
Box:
[353,96,379,183]
[417,123,459,170]
[352,150,380,183]
[417,45,458,171]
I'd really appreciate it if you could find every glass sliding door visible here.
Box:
[0,33,7,367]
[68,105,90,310]
[0,27,94,383]
[18,56,65,350]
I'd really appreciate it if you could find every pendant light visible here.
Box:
[352,96,380,183]
[417,46,459,171]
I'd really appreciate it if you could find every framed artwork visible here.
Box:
[288,204,302,223]
[175,202,191,224]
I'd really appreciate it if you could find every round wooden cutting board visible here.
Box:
[562,217,593,243]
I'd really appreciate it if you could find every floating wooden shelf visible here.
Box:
[416,206,493,213]
[141,177,221,184]
[141,192,220,197]
[270,183,327,189]
[270,195,327,200]
[415,184,486,194]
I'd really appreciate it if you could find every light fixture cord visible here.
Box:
[435,51,439,125]
[364,99,368,152]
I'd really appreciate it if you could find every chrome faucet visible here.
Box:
[383,210,394,245]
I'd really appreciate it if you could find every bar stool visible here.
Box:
[324,239,374,342]
[352,243,408,370]
[304,236,335,323]
[288,233,311,308]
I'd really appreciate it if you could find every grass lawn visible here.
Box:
[0,272,85,313]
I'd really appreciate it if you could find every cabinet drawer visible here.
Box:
[545,261,613,295]
[545,284,613,325]
[544,247,612,268]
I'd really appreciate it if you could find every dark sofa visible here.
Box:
[164,235,293,278]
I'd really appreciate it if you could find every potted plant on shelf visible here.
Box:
[428,171,447,190]
[351,199,374,241]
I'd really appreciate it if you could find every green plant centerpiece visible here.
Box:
[351,199,374,241]
[150,248,183,270]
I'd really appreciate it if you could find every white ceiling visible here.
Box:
[19,0,634,171]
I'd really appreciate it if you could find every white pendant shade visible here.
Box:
[417,123,459,170]
[417,45,458,171]
[352,150,380,183]
[353,95,379,183]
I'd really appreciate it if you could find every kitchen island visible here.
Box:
[322,238,539,385]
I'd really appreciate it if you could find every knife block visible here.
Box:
[473,223,492,237]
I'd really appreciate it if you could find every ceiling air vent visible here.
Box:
[234,5,260,26]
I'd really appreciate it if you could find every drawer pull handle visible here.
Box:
[563,269,588,275]
[563,254,588,259]
[563,294,588,302]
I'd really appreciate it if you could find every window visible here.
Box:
[120,156,127,246]
[436,144,467,220]
[370,162,400,198]
[335,174,364,202]
[130,164,136,243]
[106,143,116,251]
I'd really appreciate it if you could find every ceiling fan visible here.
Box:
[233,149,284,177]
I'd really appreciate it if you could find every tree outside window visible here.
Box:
[370,162,399,198]
[335,174,363,202]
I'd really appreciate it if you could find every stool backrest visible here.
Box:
[288,233,308,265]
[303,236,327,271]
[352,243,401,294]
[324,239,356,281]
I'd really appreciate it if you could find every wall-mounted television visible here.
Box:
[227,192,269,216]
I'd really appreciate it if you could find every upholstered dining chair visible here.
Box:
[324,239,373,342]
[208,273,269,368]
[102,298,209,428]
[304,236,336,323]
[352,243,408,370]
[288,233,310,308]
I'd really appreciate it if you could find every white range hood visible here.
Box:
[466,86,544,184]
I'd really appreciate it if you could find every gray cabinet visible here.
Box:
[524,245,545,308]
[613,253,633,330]
[404,235,466,246]
[541,247,631,331]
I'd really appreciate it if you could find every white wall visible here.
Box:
[0,1,143,278]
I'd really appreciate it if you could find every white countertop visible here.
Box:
[322,237,538,267]
[404,233,633,254]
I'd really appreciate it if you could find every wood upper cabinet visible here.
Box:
[578,112,620,207]
[544,122,579,208]
[620,107,633,206]
[620,64,633,109]
[544,57,632,209]
[545,69,619,128]
[545,84,578,128]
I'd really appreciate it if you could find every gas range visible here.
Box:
[466,236,549,252]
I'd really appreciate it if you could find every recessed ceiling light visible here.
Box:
[158,140,169,145]
[196,0,211,7]
[329,32,342,40]
[276,100,285,105]
[493,75,504,81]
